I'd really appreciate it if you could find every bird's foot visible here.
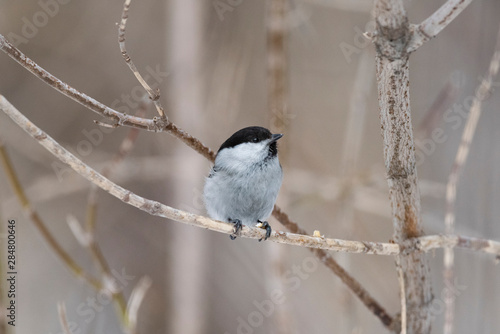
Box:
[256,220,272,241]
[229,218,242,240]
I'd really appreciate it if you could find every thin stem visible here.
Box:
[273,206,395,329]
[126,276,152,333]
[1,132,129,327]
[407,0,474,52]
[0,34,215,161]
[83,103,146,327]
[443,26,500,334]
[57,303,72,334]
[118,0,165,118]
[0,143,101,290]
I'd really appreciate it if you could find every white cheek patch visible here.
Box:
[215,141,269,172]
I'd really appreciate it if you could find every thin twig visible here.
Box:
[0,142,101,290]
[275,200,395,329]
[416,74,461,140]
[118,0,165,118]
[396,256,406,334]
[67,214,93,247]
[126,276,152,334]
[1,122,129,328]
[87,101,146,233]
[0,33,215,161]
[57,302,72,334]
[336,47,375,332]
[85,98,147,329]
[414,235,500,255]
[407,0,474,52]
[0,113,388,257]
[443,26,500,334]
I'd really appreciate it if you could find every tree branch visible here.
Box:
[118,0,165,118]
[407,0,474,52]
[80,103,147,329]
[57,303,72,334]
[442,26,500,334]
[0,33,215,161]
[0,141,101,291]
[272,206,397,330]
[373,0,432,332]
[3,95,499,259]
[126,276,152,334]
[1,137,137,328]
[414,235,500,256]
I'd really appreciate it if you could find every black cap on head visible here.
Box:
[218,126,274,152]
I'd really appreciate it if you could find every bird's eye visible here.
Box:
[252,137,259,143]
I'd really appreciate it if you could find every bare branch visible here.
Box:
[407,0,474,52]
[0,94,371,251]
[442,26,500,334]
[395,256,407,334]
[4,95,498,259]
[86,87,147,332]
[415,235,500,255]
[0,33,215,161]
[67,214,93,247]
[0,141,101,290]
[309,248,396,329]
[118,0,166,118]
[86,101,146,233]
[415,74,461,140]
[57,303,71,334]
[0,114,389,258]
[126,276,152,334]
[1,133,133,327]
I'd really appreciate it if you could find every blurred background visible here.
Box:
[0,0,499,333]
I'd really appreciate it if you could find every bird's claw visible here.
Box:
[229,218,242,240]
[256,220,272,241]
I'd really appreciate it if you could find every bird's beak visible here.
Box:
[270,133,283,143]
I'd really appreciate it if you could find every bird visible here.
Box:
[203,126,283,241]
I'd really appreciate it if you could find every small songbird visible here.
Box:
[203,126,283,241]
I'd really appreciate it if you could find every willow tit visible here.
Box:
[203,126,283,241]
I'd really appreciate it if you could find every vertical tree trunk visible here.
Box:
[266,0,293,332]
[373,0,433,332]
